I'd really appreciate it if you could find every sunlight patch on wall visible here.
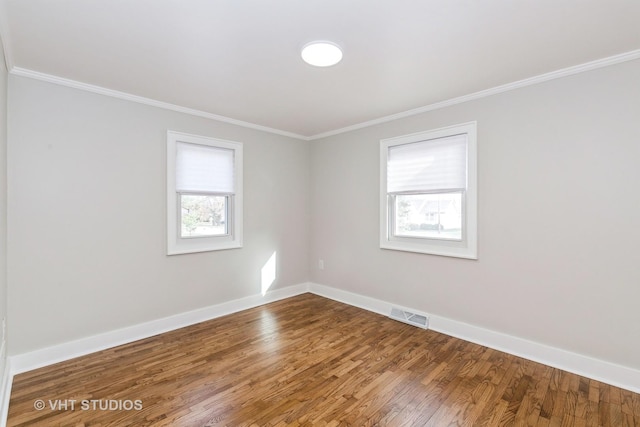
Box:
[261,252,277,296]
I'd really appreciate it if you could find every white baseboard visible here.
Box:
[9,282,310,375]
[0,346,10,427]
[308,282,640,394]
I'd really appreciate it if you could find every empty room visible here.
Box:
[0,1,639,426]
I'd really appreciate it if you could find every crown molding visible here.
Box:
[8,49,640,142]
[308,49,640,140]
[9,67,310,141]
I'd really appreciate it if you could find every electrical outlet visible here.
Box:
[318,259,324,270]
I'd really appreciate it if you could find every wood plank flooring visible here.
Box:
[7,293,640,426]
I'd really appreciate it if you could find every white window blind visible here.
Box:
[387,134,467,193]
[176,142,234,193]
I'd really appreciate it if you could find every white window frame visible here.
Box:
[167,131,243,255]
[380,122,477,259]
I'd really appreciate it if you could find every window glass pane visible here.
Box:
[180,195,228,237]
[394,192,462,240]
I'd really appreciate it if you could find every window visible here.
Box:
[167,131,243,255]
[380,122,477,259]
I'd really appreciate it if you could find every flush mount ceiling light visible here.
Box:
[301,41,343,67]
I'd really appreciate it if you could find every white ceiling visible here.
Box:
[1,0,640,139]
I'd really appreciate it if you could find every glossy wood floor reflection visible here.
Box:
[8,294,640,426]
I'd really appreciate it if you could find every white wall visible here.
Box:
[310,58,640,370]
[0,33,8,388]
[7,75,311,355]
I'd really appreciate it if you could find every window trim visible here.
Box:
[167,131,243,255]
[379,122,477,259]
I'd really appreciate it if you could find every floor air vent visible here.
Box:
[389,307,429,329]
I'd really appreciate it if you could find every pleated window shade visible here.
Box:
[387,134,467,193]
[176,142,234,193]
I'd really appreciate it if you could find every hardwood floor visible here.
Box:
[7,293,640,426]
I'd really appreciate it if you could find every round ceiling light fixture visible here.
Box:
[301,41,343,67]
